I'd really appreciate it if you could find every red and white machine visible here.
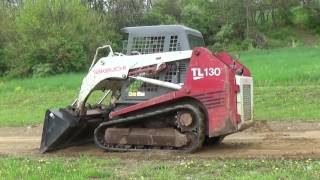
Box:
[40,25,253,153]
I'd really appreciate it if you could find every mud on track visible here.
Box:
[1,121,320,160]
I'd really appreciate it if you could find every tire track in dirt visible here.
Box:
[1,121,320,160]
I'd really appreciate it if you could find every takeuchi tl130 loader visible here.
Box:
[40,25,253,153]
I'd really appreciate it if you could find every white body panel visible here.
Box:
[235,75,254,130]
[76,50,192,109]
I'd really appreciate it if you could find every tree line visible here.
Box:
[0,0,319,77]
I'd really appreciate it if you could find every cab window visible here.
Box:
[188,34,205,49]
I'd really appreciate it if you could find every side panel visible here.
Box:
[183,48,239,137]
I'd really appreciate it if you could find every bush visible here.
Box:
[290,6,310,28]
[0,4,16,76]
[27,38,87,77]
[241,38,254,50]
[267,39,287,49]
[208,42,223,52]
[290,6,320,30]
[32,63,54,77]
[0,51,7,75]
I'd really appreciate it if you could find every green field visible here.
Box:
[1,156,320,179]
[0,47,319,126]
[240,47,320,86]
[240,47,320,120]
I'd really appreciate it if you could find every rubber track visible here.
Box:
[94,103,205,153]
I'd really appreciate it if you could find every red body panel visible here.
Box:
[110,48,250,137]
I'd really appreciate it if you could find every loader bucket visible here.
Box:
[40,108,103,153]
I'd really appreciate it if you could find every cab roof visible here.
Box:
[121,25,202,37]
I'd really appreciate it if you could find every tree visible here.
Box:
[3,0,119,77]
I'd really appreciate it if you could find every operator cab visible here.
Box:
[116,25,204,110]
[121,25,205,54]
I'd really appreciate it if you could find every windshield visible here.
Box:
[188,34,205,48]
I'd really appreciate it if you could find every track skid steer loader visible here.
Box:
[40,25,253,153]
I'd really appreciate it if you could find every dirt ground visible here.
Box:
[1,121,320,160]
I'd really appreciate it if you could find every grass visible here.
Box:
[239,47,320,86]
[0,74,83,126]
[1,156,320,179]
[239,47,320,120]
[0,47,320,126]
[255,86,320,120]
[0,156,119,179]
